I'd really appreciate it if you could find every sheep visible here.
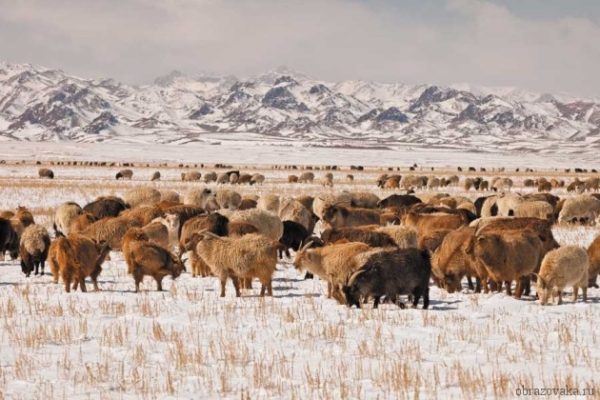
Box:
[587,235,600,288]
[296,195,315,212]
[431,226,481,293]
[346,174,354,182]
[195,232,278,297]
[349,192,380,209]
[183,188,217,209]
[120,205,164,226]
[229,172,239,184]
[514,201,554,220]
[116,169,133,180]
[312,192,352,220]
[237,174,253,185]
[288,175,299,183]
[151,171,161,181]
[83,196,128,220]
[151,213,181,252]
[215,189,242,210]
[472,217,558,254]
[418,229,452,253]
[203,171,218,183]
[383,177,400,189]
[537,181,552,192]
[321,226,396,248]
[122,228,184,292]
[0,218,20,260]
[278,198,316,233]
[179,213,229,277]
[250,173,265,185]
[495,193,523,216]
[298,172,315,183]
[142,221,170,249]
[19,224,51,277]
[239,198,257,210]
[38,168,54,179]
[15,206,34,227]
[491,177,513,191]
[216,173,229,184]
[293,241,372,302]
[124,187,161,208]
[163,205,206,236]
[343,248,431,309]
[53,202,83,237]
[463,178,473,191]
[457,202,477,214]
[374,225,418,248]
[537,246,589,305]
[160,190,180,203]
[48,234,111,292]
[480,196,499,217]
[467,230,543,297]
[81,216,141,251]
[181,171,202,181]
[69,212,97,234]
[223,209,283,241]
[279,221,311,258]
[321,205,381,229]
[428,177,441,190]
[558,195,600,224]
[377,194,422,209]
[321,174,334,187]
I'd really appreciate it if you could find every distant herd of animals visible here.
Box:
[1,162,600,308]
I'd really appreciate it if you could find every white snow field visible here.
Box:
[0,159,600,399]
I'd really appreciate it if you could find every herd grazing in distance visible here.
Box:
[3,159,600,308]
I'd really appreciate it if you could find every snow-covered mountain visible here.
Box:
[2,61,600,154]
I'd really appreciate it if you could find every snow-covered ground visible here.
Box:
[1,163,600,399]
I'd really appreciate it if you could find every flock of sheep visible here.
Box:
[3,166,600,308]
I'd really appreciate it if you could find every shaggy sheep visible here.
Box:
[431,226,480,293]
[343,248,431,309]
[514,201,554,220]
[116,169,133,180]
[53,202,83,237]
[179,213,229,277]
[418,229,452,253]
[181,171,202,181]
[278,198,316,233]
[142,221,170,249]
[164,205,206,237]
[81,216,141,251]
[237,174,253,185]
[83,196,128,220]
[160,190,180,203]
[279,220,311,258]
[151,171,161,181]
[298,172,315,183]
[229,173,239,184]
[349,192,380,209]
[293,241,372,302]
[196,232,278,297]
[151,214,181,252]
[183,188,217,209]
[216,173,229,184]
[122,228,184,292]
[288,175,299,183]
[558,195,600,224]
[250,173,265,185]
[321,205,381,229]
[124,187,161,208]
[374,225,418,248]
[537,246,588,305]
[203,172,218,183]
[296,195,315,212]
[587,235,600,288]
[224,208,283,241]
[48,234,111,292]
[239,198,257,210]
[215,189,242,210]
[15,206,34,227]
[495,193,523,216]
[19,224,51,277]
[321,174,334,187]
[38,168,54,179]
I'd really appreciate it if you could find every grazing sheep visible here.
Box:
[38,168,54,179]
[48,234,111,292]
[203,171,217,183]
[83,196,128,220]
[322,205,381,229]
[492,177,513,191]
[278,198,315,233]
[122,228,184,292]
[116,169,133,180]
[428,177,441,190]
[229,172,239,184]
[377,194,422,209]
[587,235,600,288]
[182,171,202,181]
[19,224,51,277]
[216,173,229,184]
[472,217,558,254]
[467,230,543,297]
[250,173,265,185]
[288,175,299,183]
[183,188,217,209]
[298,172,315,183]
[321,174,334,187]
[514,201,554,220]
[151,171,161,181]
[53,202,83,237]
[179,213,229,277]
[196,232,278,297]
[537,246,588,305]
[558,195,600,224]
[349,192,380,209]
[160,190,180,203]
[15,206,34,227]
[346,174,354,182]
[215,189,242,210]
[432,226,480,293]
[0,218,20,260]
[81,216,141,251]
[383,177,401,189]
[124,187,161,208]
[224,208,283,241]
[418,229,452,253]
[343,248,431,309]
[294,241,372,302]
[312,192,352,220]
[237,174,253,185]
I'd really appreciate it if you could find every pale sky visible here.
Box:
[1,0,599,96]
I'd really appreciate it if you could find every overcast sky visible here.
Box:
[1,0,599,96]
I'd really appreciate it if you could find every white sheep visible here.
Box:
[537,246,589,305]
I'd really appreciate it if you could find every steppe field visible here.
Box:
[1,158,599,400]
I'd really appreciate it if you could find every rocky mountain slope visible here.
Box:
[1,61,599,154]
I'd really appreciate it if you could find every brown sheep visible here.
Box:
[151,171,161,181]
[120,205,164,226]
[402,212,466,234]
[195,232,278,297]
[48,234,111,292]
[181,171,202,181]
[116,169,133,180]
[15,206,34,227]
[537,246,588,305]
[19,224,51,277]
[122,228,184,292]
[288,175,299,183]
[472,217,559,254]
[587,235,600,288]
[81,216,141,251]
[142,221,170,248]
[467,230,543,297]
[69,213,97,235]
[83,196,128,220]
[321,227,396,248]
[417,229,452,253]
[38,168,54,179]
[179,213,229,277]
[321,205,381,229]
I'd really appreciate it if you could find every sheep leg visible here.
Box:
[268,280,273,296]
[231,277,241,297]
[155,276,164,291]
[373,296,380,309]
[34,261,39,276]
[327,281,332,298]
[475,278,482,293]
[285,249,291,258]
[219,277,227,297]
[40,260,45,275]
[63,272,72,293]
[422,287,430,309]
[504,281,512,296]
[582,286,587,302]
[466,275,474,291]
[79,277,87,293]
[90,267,102,291]
[72,280,79,291]
[514,278,525,299]
[412,289,421,308]
[572,286,579,302]
[133,269,143,293]
[556,289,563,305]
